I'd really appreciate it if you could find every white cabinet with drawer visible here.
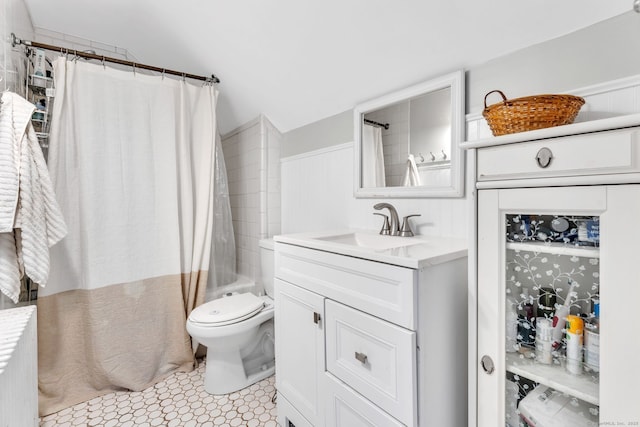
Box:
[462,115,640,427]
[273,233,468,427]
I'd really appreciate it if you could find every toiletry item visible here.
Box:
[34,48,46,77]
[517,289,536,346]
[565,315,584,375]
[577,219,600,246]
[537,287,556,319]
[584,299,600,372]
[535,317,553,364]
[551,280,577,349]
[506,296,519,353]
[518,385,599,427]
[551,217,569,232]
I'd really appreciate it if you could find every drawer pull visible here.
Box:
[535,147,553,168]
[355,352,368,364]
[313,312,321,324]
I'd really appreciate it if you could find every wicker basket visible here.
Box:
[482,90,585,136]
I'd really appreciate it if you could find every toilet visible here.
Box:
[187,238,275,395]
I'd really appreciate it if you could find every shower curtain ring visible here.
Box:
[161,69,165,80]
[102,56,106,69]
[132,62,136,76]
[182,73,186,82]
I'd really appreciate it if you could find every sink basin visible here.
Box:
[315,232,422,251]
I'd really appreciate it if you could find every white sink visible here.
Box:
[316,232,422,251]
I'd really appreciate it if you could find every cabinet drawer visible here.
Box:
[325,300,417,426]
[325,373,404,427]
[477,127,640,182]
[276,243,416,329]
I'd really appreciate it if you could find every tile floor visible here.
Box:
[39,361,279,427]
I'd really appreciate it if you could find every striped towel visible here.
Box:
[0,92,67,303]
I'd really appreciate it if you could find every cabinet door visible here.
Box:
[477,185,640,426]
[275,278,325,427]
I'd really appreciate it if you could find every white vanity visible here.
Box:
[273,230,467,427]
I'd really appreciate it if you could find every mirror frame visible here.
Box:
[354,69,465,198]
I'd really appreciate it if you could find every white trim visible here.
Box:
[461,112,640,149]
[280,141,353,163]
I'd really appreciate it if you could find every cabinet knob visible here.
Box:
[481,355,495,375]
[313,312,321,324]
[355,352,368,364]
[535,147,553,168]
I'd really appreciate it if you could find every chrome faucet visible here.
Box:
[373,203,400,236]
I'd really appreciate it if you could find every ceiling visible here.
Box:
[23,0,631,135]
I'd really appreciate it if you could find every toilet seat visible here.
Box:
[189,293,265,326]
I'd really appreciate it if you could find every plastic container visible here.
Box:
[535,317,553,364]
[565,315,584,375]
[506,296,519,353]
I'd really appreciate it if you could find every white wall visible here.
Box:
[282,142,469,239]
[223,115,281,283]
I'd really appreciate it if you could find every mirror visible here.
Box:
[354,70,465,198]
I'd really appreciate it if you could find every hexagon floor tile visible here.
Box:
[39,361,279,427]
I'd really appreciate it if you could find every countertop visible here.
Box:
[274,229,468,269]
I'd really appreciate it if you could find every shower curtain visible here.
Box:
[361,124,386,187]
[37,57,233,415]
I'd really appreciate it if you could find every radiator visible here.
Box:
[0,306,38,427]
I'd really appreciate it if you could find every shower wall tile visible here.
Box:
[222,116,281,289]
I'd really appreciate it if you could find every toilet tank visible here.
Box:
[259,238,275,298]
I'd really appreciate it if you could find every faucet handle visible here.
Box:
[373,213,391,235]
[399,214,421,237]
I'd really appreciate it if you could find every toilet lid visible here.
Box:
[189,293,265,326]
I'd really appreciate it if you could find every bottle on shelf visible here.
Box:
[535,317,553,364]
[565,314,584,375]
[506,295,518,353]
[551,280,577,350]
[537,287,556,319]
[584,296,600,373]
[517,288,536,347]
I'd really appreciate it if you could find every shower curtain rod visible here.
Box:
[11,33,220,84]
[364,118,389,130]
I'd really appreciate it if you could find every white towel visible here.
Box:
[0,92,67,303]
[402,154,422,187]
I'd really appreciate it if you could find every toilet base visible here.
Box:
[204,348,275,395]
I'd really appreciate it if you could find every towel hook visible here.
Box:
[441,149,447,160]
[417,153,425,163]
[429,151,435,161]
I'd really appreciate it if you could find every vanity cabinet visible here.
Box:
[463,118,640,427]
[273,234,467,427]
